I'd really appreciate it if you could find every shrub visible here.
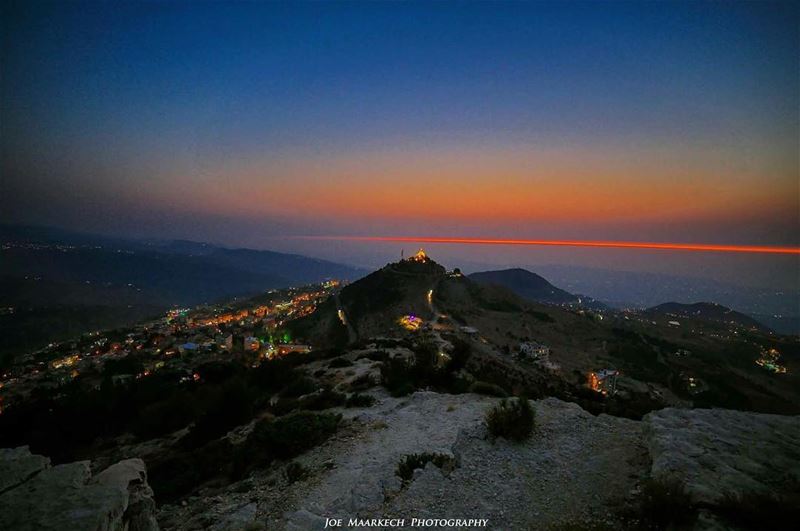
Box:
[485,397,534,442]
[284,461,309,484]
[270,397,301,416]
[349,373,377,392]
[132,391,198,440]
[248,411,341,460]
[638,477,695,528]
[272,389,345,415]
[395,452,454,481]
[150,438,234,502]
[249,358,300,394]
[180,378,255,448]
[380,356,416,397]
[328,357,353,368]
[280,376,318,398]
[469,381,508,397]
[716,490,800,531]
[302,388,346,410]
[346,393,376,408]
[149,452,202,502]
[232,410,340,479]
[196,360,243,384]
[445,376,470,394]
[446,338,471,372]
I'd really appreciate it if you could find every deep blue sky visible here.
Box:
[2,1,798,287]
[4,1,796,154]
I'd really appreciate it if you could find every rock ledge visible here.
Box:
[0,446,159,531]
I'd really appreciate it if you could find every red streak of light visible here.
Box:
[295,236,800,255]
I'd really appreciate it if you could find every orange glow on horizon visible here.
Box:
[177,143,799,226]
[295,236,800,255]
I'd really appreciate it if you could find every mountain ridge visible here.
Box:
[468,268,576,305]
[0,224,368,359]
[645,301,772,332]
[467,267,608,310]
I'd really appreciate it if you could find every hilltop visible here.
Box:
[468,268,577,305]
[286,251,558,349]
[287,250,447,344]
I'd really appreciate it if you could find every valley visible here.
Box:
[1,251,798,530]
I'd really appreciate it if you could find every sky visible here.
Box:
[1,1,798,288]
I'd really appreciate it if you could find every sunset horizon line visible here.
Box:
[293,236,800,255]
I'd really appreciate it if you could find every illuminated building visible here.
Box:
[50,354,80,370]
[399,314,423,331]
[682,373,707,395]
[588,369,619,396]
[216,334,233,351]
[519,342,550,359]
[409,248,429,262]
[244,336,260,351]
[459,326,479,336]
[178,342,198,354]
[276,344,312,356]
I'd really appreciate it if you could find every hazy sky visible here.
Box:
[2,1,798,287]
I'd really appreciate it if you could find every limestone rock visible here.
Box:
[285,508,326,531]
[644,407,800,504]
[0,447,159,531]
[156,392,800,530]
[211,501,258,530]
[94,458,159,531]
[0,446,50,494]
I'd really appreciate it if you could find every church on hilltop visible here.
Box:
[408,248,429,262]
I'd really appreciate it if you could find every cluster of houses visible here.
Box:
[0,283,336,413]
[514,340,623,396]
[756,347,787,374]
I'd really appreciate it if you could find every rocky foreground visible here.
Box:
[0,447,158,530]
[1,392,798,530]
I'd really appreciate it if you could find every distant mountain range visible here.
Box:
[644,302,771,333]
[0,224,368,359]
[468,268,606,309]
[465,267,782,334]
[530,264,799,335]
[1,225,367,299]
